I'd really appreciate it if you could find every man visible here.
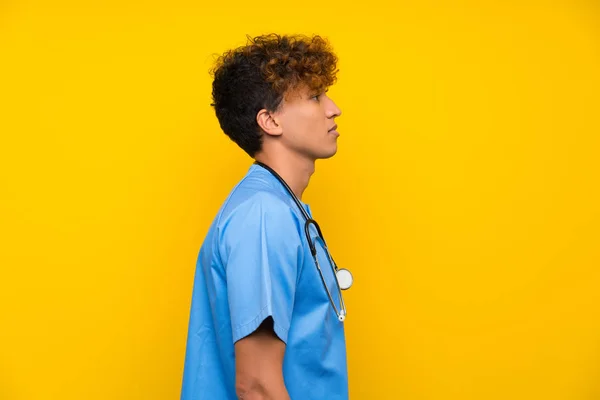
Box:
[181,33,348,400]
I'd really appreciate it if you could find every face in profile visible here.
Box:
[271,85,343,161]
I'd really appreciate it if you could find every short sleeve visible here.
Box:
[218,193,302,344]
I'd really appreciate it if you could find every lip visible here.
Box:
[328,124,338,134]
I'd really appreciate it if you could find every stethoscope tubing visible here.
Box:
[253,161,350,322]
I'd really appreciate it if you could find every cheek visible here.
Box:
[281,104,325,139]
[303,107,326,133]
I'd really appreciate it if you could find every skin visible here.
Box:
[254,84,343,200]
[234,318,289,400]
[233,84,342,399]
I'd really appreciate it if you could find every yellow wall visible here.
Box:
[1,1,599,399]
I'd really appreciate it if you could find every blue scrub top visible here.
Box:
[181,164,349,400]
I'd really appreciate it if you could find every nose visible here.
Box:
[326,96,342,119]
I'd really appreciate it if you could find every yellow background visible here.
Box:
[1,1,599,399]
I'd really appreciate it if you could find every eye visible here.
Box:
[311,93,322,101]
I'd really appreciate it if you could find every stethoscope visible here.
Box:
[254,161,353,322]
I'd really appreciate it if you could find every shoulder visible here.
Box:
[215,189,306,268]
[217,168,302,224]
[217,189,303,240]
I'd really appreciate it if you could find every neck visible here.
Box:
[254,151,315,201]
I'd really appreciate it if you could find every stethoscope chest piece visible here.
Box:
[336,268,353,290]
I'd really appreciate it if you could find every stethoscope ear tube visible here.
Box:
[305,218,326,257]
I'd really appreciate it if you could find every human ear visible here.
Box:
[256,109,283,137]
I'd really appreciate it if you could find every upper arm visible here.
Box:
[219,193,302,345]
[234,317,289,398]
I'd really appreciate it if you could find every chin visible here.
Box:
[318,147,338,159]
[306,143,338,161]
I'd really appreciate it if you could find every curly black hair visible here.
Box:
[210,33,339,157]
